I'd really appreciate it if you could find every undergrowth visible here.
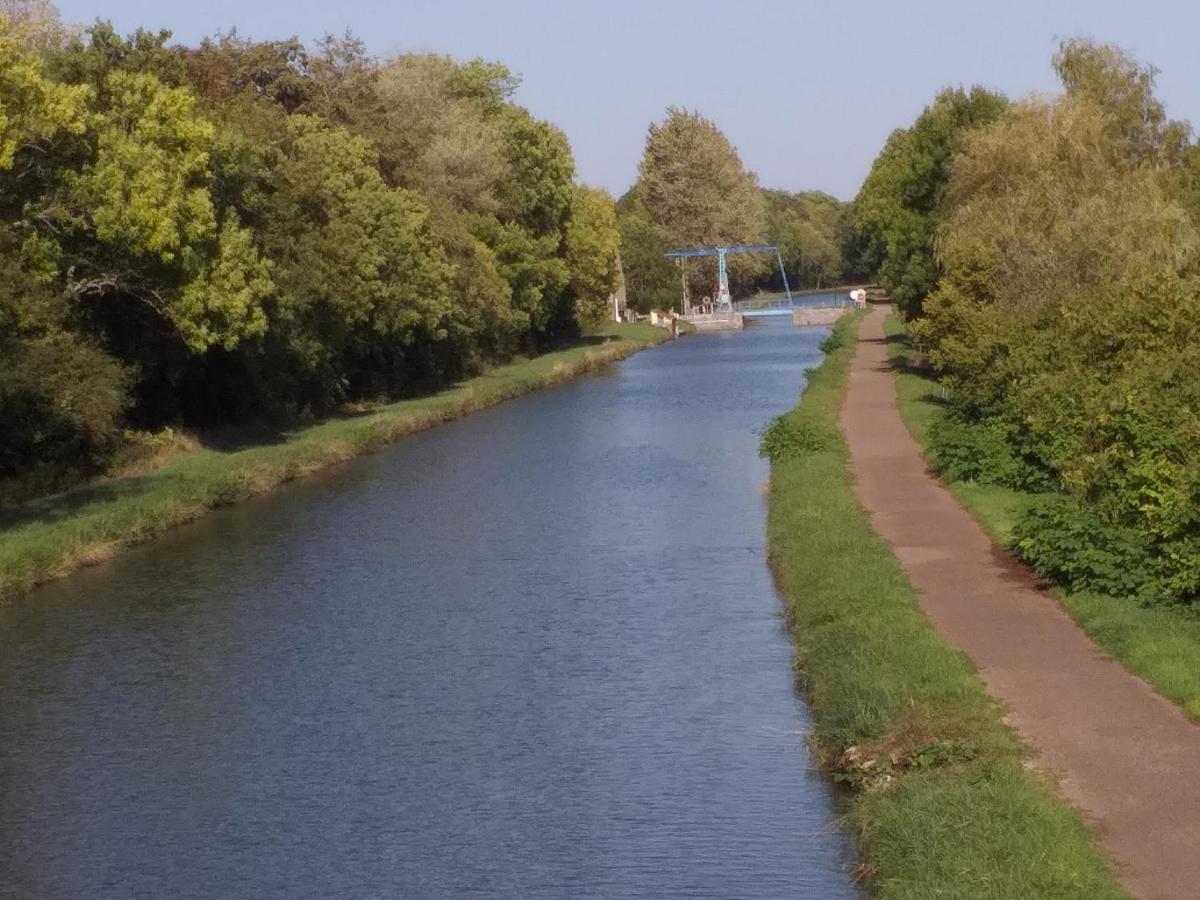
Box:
[884,312,1200,722]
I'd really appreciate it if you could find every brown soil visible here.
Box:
[841,306,1200,900]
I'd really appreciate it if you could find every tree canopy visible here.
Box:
[852,86,1007,318]
[0,11,620,493]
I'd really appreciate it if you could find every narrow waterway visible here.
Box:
[0,317,861,899]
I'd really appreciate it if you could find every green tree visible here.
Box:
[253,115,452,399]
[637,106,766,250]
[62,69,272,352]
[763,189,847,289]
[0,12,87,169]
[1053,37,1189,165]
[852,86,1007,318]
[564,185,621,327]
[916,41,1200,601]
[615,187,678,312]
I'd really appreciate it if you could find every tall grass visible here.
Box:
[0,324,668,603]
[884,314,1200,722]
[766,313,1125,898]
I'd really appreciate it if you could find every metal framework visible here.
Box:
[664,244,792,314]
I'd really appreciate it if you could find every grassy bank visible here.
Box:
[884,316,1200,722]
[765,314,1125,898]
[0,323,668,603]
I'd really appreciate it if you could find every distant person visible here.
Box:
[851,288,867,308]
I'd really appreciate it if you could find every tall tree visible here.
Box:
[637,106,766,250]
[564,185,621,327]
[852,86,1007,318]
[615,186,677,313]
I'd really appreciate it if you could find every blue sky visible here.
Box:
[54,0,1198,200]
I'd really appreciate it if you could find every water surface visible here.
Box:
[0,317,861,898]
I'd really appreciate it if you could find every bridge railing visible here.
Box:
[732,291,854,313]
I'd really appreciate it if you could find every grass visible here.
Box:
[884,314,1200,722]
[766,313,1126,898]
[0,323,669,603]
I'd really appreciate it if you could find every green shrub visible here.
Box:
[1012,496,1157,598]
[759,413,836,461]
[0,334,131,479]
[819,328,848,354]
[929,409,1053,492]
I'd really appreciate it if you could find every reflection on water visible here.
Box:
[0,317,861,899]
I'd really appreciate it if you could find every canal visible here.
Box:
[0,317,861,898]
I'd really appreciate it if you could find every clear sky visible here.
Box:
[53,0,1199,201]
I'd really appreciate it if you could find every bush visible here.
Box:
[1012,496,1157,598]
[819,328,848,354]
[0,334,131,479]
[928,410,1053,491]
[759,413,837,461]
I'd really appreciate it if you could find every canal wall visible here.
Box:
[685,312,744,331]
[792,306,850,327]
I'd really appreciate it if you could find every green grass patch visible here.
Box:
[884,314,1200,722]
[767,313,1125,898]
[0,323,668,603]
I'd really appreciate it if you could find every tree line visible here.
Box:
[0,4,622,496]
[855,38,1200,605]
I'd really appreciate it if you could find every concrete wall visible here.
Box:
[792,306,850,327]
[688,312,744,332]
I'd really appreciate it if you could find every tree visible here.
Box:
[852,86,1007,318]
[763,189,847,289]
[0,12,86,170]
[62,69,272,352]
[253,115,452,399]
[615,187,677,313]
[1053,37,1189,166]
[369,54,507,210]
[564,185,621,327]
[637,106,766,250]
[914,41,1200,601]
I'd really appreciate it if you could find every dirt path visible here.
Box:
[840,305,1200,900]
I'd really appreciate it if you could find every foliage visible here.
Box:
[637,106,766,250]
[0,331,130,477]
[0,12,86,169]
[614,186,678,312]
[758,413,836,461]
[912,39,1200,603]
[767,312,1125,898]
[763,188,847,290]
[564,185,621,328]
[1012,497,1157,598]
[852,86,1007,318]
[0,12,614,490]
[928,408,1053,491]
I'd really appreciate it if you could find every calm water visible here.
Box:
[0,318,861,899]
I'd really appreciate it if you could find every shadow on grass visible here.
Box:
[0,470,177,531]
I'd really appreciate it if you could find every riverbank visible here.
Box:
[0,323,669,604]
[764,313,1125,898]
[884,315,1200,722]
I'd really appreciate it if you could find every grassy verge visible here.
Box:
[0,323,669,603]
[884,315,1200,721]
[765,313,1125,898]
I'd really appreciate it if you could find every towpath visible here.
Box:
[841,305,1200,900]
